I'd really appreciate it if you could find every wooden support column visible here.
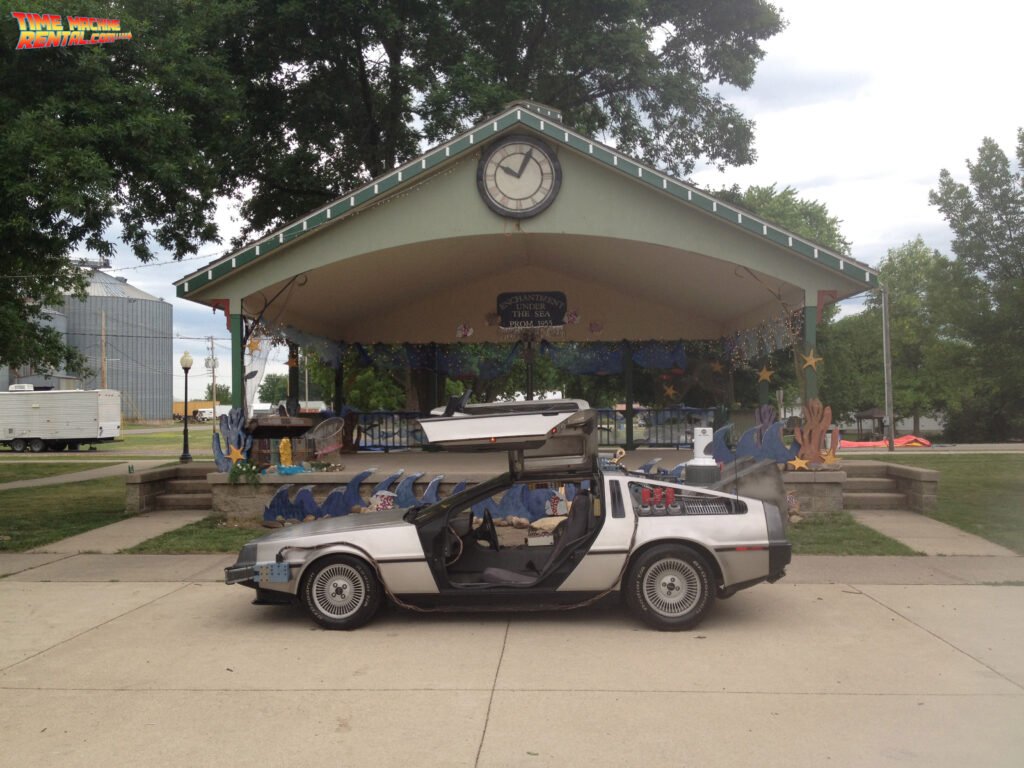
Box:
[623,341,635,450]
[334,357,345,416]
[287,341,300,416]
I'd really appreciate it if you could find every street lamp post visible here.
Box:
[180,351,193,463]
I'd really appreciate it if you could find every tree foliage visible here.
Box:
[215,0,784,236]
[0,0,241,371]
[929,130,1024,440]
[204,383,232,404]
[715,183,851,255]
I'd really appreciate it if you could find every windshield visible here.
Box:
[404,472,512,525]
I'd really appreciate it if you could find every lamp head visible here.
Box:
[180,351,193,372]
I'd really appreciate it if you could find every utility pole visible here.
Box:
[881,285,896,452]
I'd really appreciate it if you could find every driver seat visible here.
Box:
[480,491,592,586]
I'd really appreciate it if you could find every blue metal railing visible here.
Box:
[356,411,425,452]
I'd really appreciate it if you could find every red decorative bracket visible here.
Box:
[210,299,230,330]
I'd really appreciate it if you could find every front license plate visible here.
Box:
[255,562,292,583]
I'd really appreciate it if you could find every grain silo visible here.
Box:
[64,268,173,421]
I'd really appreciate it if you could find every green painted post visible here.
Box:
[803,306,818,401]
[230,313,244,410]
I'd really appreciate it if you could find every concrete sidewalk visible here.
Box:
[0,460,169,492]
[1,556,1021,767]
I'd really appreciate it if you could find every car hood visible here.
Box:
[254,507,411,543]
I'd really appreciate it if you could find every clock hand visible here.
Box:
[499,164,520,178]
[516,148,534,177]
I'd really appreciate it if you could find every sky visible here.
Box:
[94,0,1022,401]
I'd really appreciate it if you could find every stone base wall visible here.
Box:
[782,470,846,516]
[124,465,213,513]
[884,463,940,513]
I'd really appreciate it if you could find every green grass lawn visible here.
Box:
[788,512,920,556]
[0,476,130,552]
[126,516,262,554]
[0,462,120,484]
[874,454,1024,554]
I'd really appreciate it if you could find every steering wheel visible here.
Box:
[477,509,500,552]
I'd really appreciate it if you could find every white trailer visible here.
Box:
[0,388,122,452]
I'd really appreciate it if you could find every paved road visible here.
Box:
[1,552,1022,768]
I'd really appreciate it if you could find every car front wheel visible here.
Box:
[301,555,383,630]
[624,544,715,631]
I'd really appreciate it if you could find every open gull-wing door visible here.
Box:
[417,400,597,478]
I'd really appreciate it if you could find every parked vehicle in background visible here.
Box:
[226,398,791,631]
[0,387,121,452]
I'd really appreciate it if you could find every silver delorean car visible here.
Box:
[225,399,790,631]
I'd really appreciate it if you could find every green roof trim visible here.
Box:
[176,103,878,299]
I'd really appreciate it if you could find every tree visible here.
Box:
[715,183,851,255]
[929,130,1024,440]
[214,0,784,237]
[0,0,241,372]
[204,384,232,404]
[257,373,288,407]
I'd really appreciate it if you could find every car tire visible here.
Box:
[624,544,715,631]
[301,555,383,630]
[10,438,26,453]
[28,438,46,453]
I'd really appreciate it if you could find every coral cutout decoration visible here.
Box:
[792,398,838,466]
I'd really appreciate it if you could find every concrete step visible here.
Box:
[844,476,899,492]
[164,479,211,494]
[173,463,217,479]
[843,461,890,478]
[843,491,907,510]
[154,493,213,511]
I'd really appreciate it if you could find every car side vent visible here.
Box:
[680,495,746,515]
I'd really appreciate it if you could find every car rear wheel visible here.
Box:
[624,544,715,631]
[10,438,26,452]
[28,438,46,453]
[301,555,383,630]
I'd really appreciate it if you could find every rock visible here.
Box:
[789,513,804,524]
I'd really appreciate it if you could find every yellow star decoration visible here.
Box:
[247,337,261,354]
[800,349,824,370]
[226,445,246,465]
[822,450,840,465]
[710,361,724,373]
[787,456,810,471]
[662,383,678,399]
[757,365,775,383]
[287,356,298,368]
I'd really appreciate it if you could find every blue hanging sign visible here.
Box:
[497,291,567,328]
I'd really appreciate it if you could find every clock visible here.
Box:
[477,135,562,218]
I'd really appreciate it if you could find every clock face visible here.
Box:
[477,136,562,218]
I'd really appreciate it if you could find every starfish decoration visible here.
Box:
[757,365,775,383]
[787,456,810,471]
[800,349,824,370]
[227,445,246,465]
[662,383,678,400]
[287,355,298,368]
[247,337,261,354]
[710,361,724,374]
[822,450,840,465]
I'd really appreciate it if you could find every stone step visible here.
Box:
[844,476,899,492]
[154,493,213,511]
[842,461,890,478]
[173,463,217,479]
[164,479,211,494]
[843,491,906,510]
